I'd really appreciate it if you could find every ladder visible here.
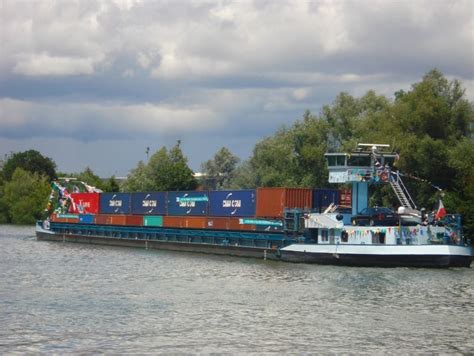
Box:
[390,171,417,209]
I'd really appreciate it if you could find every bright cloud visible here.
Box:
[0,0,472,175]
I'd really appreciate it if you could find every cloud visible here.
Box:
[13,54,98,76]
[0,0,472,175]
[0,98,220,140]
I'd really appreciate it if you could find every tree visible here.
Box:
[2,168,51,224]
[74,167,104,189]
[2,150,56,181]
[159,142,198,191]
[123,142,198,192]
[249,127,299,187]
[102,176,120,192]
[121,160,153,192]
[228,160,257,189]
[0,175,8,223]
[200,147,240,189]
[245,111,331,188]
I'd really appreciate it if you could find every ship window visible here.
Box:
[383,156,395,167]
[348,155,371,167]
[327,155,346,167]
[341,230,349,243]
[321,230,329,242]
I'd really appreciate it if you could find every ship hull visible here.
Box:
[280,244,473,268]
[36,228,281,260]
[37,226,472,268]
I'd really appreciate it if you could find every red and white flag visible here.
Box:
[435,199,447,220]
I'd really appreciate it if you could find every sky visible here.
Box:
[1,0,473,177]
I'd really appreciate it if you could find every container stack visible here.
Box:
[50,187,344,232]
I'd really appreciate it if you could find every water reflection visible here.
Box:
[0,225,472,354]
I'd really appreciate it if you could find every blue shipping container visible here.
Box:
[167,191,209,216]
[209,190,256,217]
[312,189,340,211]
[79,214,95,224]
[99,192,131,214]
[131,192,167,215]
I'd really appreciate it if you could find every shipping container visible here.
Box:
[339,188,352,207]
[312,188,341,212]
[256,188,312,218]
[207,217,256,231]
[99,193,131,214]
[131,192,167,215]
[143,215,163,227]
[78,214,95,224]
[163,216,208,229]
[50,213,79,223]
[208,190,256,217]
[68,193,100,214]
[125,215,143,226]
[167,191,209,216]
[94,214,126,225]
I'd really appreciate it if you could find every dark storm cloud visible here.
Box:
[0,0,472,176]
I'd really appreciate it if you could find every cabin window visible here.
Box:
[348,155,371,167]
[341,230,349,243]
[383,156,395,167]
[321,230,329,242]
[327,155,346,167]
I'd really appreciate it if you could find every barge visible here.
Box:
[36,144,473,268]
[36,215,473,267]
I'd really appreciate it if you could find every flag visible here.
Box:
[435,200,446,220]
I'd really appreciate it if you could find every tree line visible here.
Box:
[1,69,473,236]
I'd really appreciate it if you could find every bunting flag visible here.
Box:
[435,199,447,220]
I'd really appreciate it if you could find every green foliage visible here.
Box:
[200,147,240,189]
[74,167,104,189]
[228,69,473,236]
[2,150,56,181]
[242,111,331,188]
[123,142,198,192]
[0,175,8,223]
[227,160,257,189]
[2,168,50,224]
[121,161,152,192]
[102,176,120,193]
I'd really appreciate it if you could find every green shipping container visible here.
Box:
[143,215,163,227]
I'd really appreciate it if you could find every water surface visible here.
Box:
[0,225,472,353]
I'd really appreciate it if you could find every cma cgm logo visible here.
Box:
[176,194,208,212]
[222,200,241,208]
[109,200,122,207]
[142,200,157,207]
[142,194,158,207]
[109,194,122,214]
[176,195,208,207]
[222,192,241,214]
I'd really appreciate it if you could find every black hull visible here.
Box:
[36,230,280,260]
[280,250,472,268]
[36,230,472,268]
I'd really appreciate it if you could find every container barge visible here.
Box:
[36,144,473,267]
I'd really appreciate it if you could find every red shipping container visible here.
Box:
[50,213,79,223]
[339,188,352,207]
[68,193,100,214]
[94,214,127,225]
[256,188,312,218]
[163,216,208,229]
[207,217,256,231]
[125,215,143,226]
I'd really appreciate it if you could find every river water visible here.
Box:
[0,225,473,354]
